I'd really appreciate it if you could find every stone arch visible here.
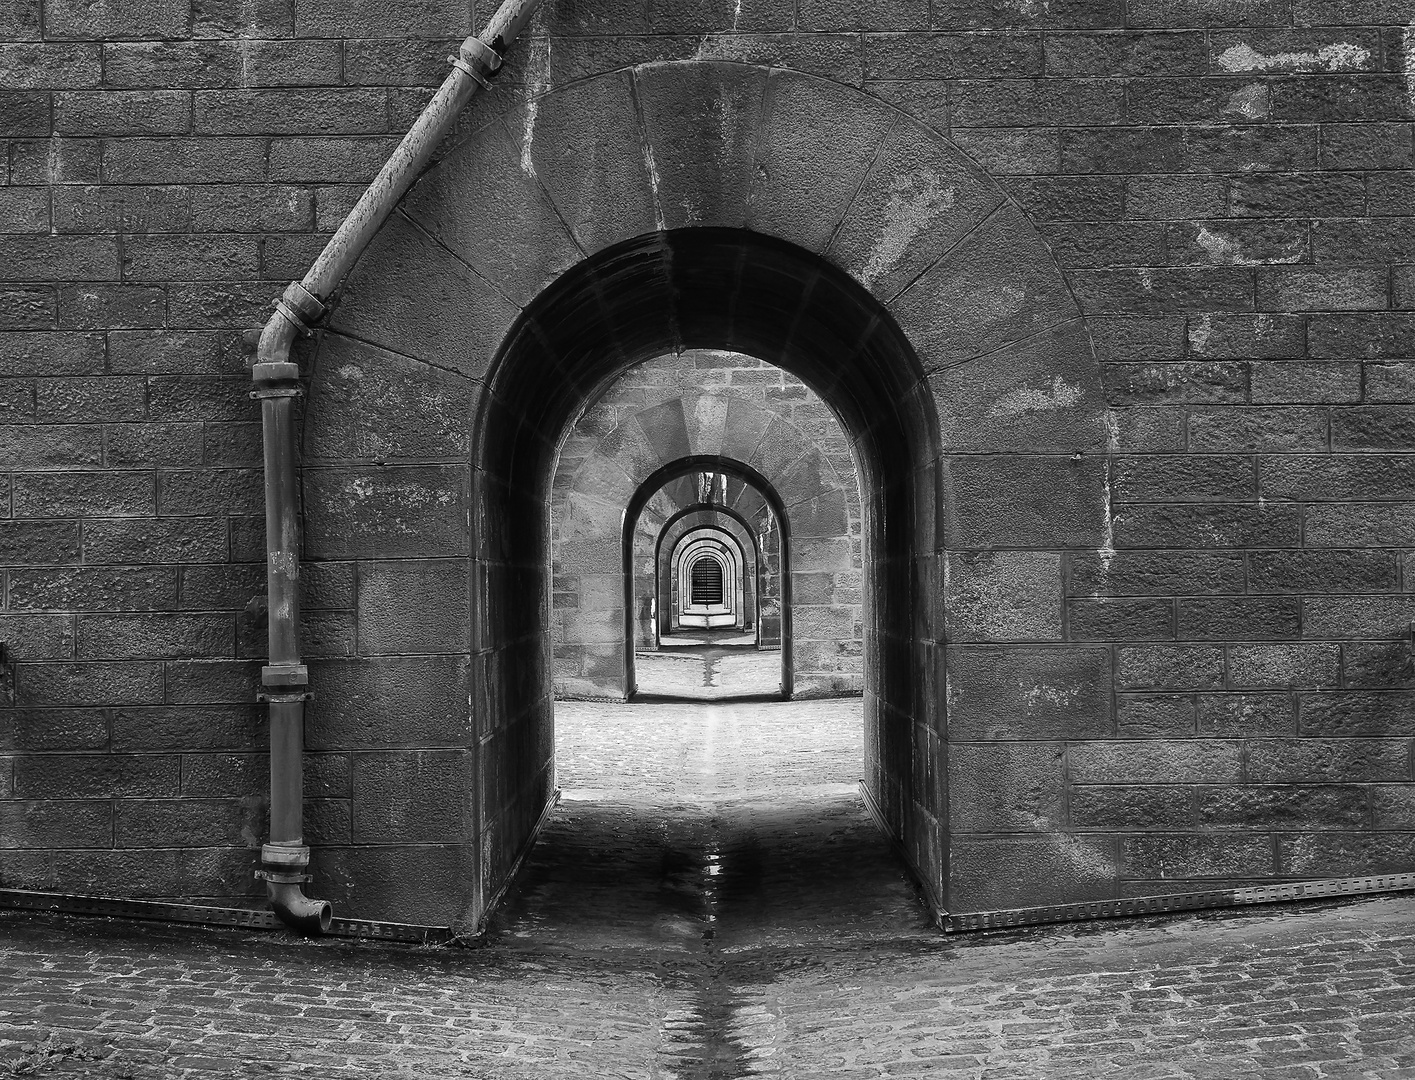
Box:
[300,61,1109,928]
[551,385,855,700]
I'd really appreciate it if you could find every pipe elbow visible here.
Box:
[256,311,299,370]
[266,878,333,935]
[256,281,325,371]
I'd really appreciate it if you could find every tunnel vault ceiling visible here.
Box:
[298,61,1111,928]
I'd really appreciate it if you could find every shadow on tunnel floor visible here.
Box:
[485,788,937,953]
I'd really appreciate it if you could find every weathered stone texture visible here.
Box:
[2,0,1414,922]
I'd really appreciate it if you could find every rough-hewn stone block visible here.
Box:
[947,646,1111,738]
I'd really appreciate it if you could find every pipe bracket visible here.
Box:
[256,869,313,885]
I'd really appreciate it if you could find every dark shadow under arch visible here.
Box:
[627,457,791,699]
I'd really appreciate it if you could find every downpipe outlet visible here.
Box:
[258,843,332,935]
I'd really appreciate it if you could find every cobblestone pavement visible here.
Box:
[633,645,782,700]
[5,697,1415,1078]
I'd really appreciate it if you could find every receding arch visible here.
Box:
[653,503,768,647]
[622,455,796,700]
[549,370,858,699]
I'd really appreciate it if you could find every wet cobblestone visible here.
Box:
[4,697,1415,1077]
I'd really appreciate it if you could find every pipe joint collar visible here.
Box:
[262,842,310,869]
[272,281,325,337]
[251,360,300,384]
[262,662,309,687]
[451,36,503,87]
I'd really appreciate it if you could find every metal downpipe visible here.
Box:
[251,0,545,933]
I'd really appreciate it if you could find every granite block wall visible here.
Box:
[1,0,1413,922]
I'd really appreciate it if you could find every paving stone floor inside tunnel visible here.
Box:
[5,696,1415,1078]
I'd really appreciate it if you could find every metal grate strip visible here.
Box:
[943,873,1415,933]
[0,889,462,946]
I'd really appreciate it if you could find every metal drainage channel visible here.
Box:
[0,889,462,946]
[942,873,1415,933]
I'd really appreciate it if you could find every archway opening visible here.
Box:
[472,228,944,925]
[626,459,793,703]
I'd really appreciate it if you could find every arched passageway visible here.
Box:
[300,61,1108,929]
[476,228,942,924]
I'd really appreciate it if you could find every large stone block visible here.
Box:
[77,613,233,660]
[1116,645,1224,689]
[1196,693,1294,736]
[932,321,1108,454]
[1177,596,1300,640]
[1071,785,1194,830]
[1069,551,1245,597]
[634,61,769,231]
[944,551,1062,642]
[949,742,1065,832]
[947,645,1111,739]
[12,753,179,799]
[521,71,658,255]
[1298,692,1415,737]
[1116,694,1196,737]
[351,750,468,845]
[1304,596,1415,639]
[944,456,1107,549]
[1122,835,1272,879]
[1067,598,1174,641]
[310,843,471,925]
[306,656,471,750]
[0,708,108,752]
[327,216,518,382]
[15,661,163,707]
[115,797,264,848]
[747,72,893,252]
[50,848,261,901]
[1247,549,1396,593]
[1247,738,1409,783]
[403,119,581,310]
[889,206,1077,367]
[110,705,263,752]
[1229,644,1338,689]
[163,659,259,705]
[950,835,1117,913]
[0,615,74,660]
[1343,641,1415,688]
[828,115,1001,303]
[1276,833,1415,878]
[1196,785,1367,830]
[303,466,469,559]
[0,801,111,849]
[1069,740,1242,784]
[357,559,470,656]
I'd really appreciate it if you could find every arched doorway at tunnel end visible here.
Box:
[298,61,1110,934]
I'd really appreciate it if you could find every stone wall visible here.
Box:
[0,0,1414,923]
